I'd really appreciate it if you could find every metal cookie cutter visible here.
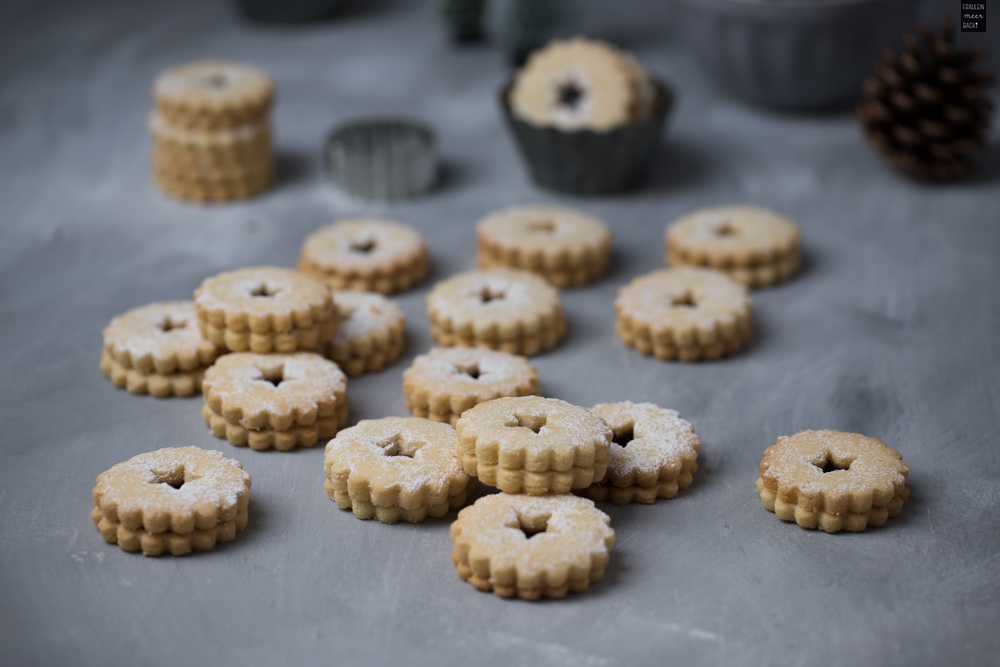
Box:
[324,119,437,200]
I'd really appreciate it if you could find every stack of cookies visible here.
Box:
[150,60,275,203]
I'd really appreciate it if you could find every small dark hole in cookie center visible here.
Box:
[204,74,229,89]
[612,428,634,448]
[557,82,585,110]
[350,239,377,253]
[516,513,550,539]
[158,317,186,333]
[455,363,481,380]
[670,292,697,308]
[817,457,852,474]
[512,413,547,434]
[479,287,506,304]
[527,220,556,234]
[384,438,415,458]
[152,468,185,490]
[250,283,281,298]
[260,367,284,387]
[714,222,737,237]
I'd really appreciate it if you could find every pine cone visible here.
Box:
[858,21,995,181]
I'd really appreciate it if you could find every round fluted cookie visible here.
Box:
[325,290,406,376]
[101,301,220,397]
[426,269,565,357]
[323,417,475,524]
[153,60,274,130]
[665,205,801,288]
[583,402,701,505]
[450,493,615,600]
[91,446,251,556]
[455,396,612,495]
[201,352,348,451]
[476,205,612,288]
[298,219,428,294]
[756,430,909,533]
[194,266,337,354]
[615,267,753,361]
[403,346,540,426]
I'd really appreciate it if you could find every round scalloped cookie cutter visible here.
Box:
[324,119,438,200]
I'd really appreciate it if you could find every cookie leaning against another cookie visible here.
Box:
[324,290,406,376]
[324,417,475,524]
[403,346,540,426]
[756,430,909,533]
[476,205,612,288]
[665,205,801,288]
[297,219,428,294]
[194,266,338,354]
[456,396,612,495]
[583,402,701,505]
[201,352,348,451]
[615,267,753,361]
[426,268,565,356]
[450,493,615,600]
[91,446,251,556]
[100,301,220,397]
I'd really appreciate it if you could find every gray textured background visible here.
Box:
[2,1,999,666]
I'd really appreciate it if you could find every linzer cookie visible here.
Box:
[201,352,347,451]
[91,446,251,556]
[510,38,651,131]
[402,347,540,426]
[583,402,700,505]
[150,60,275,202]
[756,430,909,533]
[426,269,565,356]
[476,205,612,288]
[297,219,428,294]
[323,417,475,524]
[665,206,801,288]
[615,267,753,361]
[100,301,220,397]
[193,266,337,354]
[455,396,611,496]
[152,60,274,131]
[450,493,615,600]
[324,291,406,376]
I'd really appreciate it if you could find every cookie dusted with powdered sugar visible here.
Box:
[325,290,406,376]
[450,493,615,600]
[403,346,540,426]
[756,430,909,533]
[100,301,220,397]
[583,402,701,505]
[91,446,251,556]
[201,352,348,451]
[323,417,475,524]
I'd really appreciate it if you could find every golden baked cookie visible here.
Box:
[510,38,639,131]
[455,396,612,495]
[91,446,251,556]
[426,269,565,356]
[323,417,475,524]
[450,493,615,600]
[756,430,909,533]
[154,160,274,203]
[476,205,612,288]
[615,267,753,361]
[324,290,406,376]
[149,112,272,165]
[402,346,540,426]
[100,301,220,397]
[665,205,801,288]
[297,219,428,294]
[583,402,700,505]
[152,60,274,131]
[193,266,338,354]
[201,352,348,451]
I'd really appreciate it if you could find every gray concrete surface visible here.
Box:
[1,1,998,666]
